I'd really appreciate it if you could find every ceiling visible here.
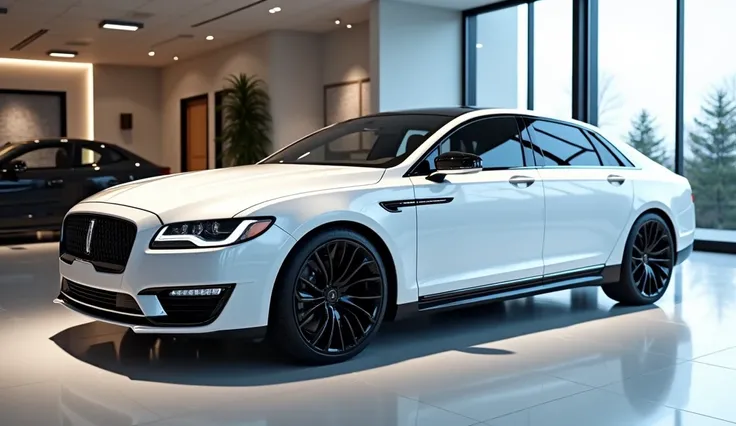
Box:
[0,0,504,67]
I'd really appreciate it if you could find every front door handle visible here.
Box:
[46,178,64,188]
[509,175,535,188]
[607,174,625,185]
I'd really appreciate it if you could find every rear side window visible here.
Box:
[588,131,635,167]
[527,119,603,167]
[80,145,125,166]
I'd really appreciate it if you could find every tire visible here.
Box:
[602,213,675,305]
[269,228,389,364]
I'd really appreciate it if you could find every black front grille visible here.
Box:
[61,278,143,315]
[61,214,137,273]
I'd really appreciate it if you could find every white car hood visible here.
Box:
[82,164,384,223]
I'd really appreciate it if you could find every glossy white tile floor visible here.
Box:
[1,242,736,425]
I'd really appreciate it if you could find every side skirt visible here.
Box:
[408,264,621,313]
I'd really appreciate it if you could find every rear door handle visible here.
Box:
[509,175,535,188]
[607,174,625,185]
[47,178,64,188]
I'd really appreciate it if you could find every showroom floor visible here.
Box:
[1,243,736,425]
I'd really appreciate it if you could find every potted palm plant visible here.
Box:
[217,73,272,166]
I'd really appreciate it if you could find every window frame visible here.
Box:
[406,114,535,177]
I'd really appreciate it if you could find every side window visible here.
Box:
[589,131,635,167]
[12,144,73,170]
[80,145,124,166]
[586,131,622,167]
[423,117,525,173]
[528,120,603,167]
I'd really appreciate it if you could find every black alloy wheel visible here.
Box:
[270,229,388,364]
[602,213,674,305]
[631,219,673,297]
[294,239,384,354]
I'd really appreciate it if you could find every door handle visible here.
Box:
[509,175,535,188]
[46,178,64,188]
[607,174,625,185]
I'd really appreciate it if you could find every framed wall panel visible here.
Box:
[0,89,66,142]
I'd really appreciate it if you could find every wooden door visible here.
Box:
[185,97,208,171]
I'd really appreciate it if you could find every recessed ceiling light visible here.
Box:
[346,24,353,29]
[47,50,77,58]
[206,35,214,40]
[476,43,483,48]
[269,6,282,13]
[148,51,155,56]
[99,19,143,32]
[335,19,341,25]
[173,56,179,61]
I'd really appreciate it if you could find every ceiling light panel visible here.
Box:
[99,20,144,31]
[47,50,78,58]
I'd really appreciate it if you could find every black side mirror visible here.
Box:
[11,160,27,173]
[427,151,482,183]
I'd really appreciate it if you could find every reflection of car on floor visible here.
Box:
[54,108,696,364]
[54,305,692,426]
[0,138,167,236]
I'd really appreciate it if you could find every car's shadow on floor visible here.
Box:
[50,288,679,387]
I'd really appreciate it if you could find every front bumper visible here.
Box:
[56,202,296,334]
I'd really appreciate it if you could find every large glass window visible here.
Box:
[597,0,675,170]
[684,0,736,241]
[469,5,528,108]
[533,0,572,119]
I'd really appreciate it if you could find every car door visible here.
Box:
[410,116,546,297]
[0,141,75,231]
[523,117,635,275]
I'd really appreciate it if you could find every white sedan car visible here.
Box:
[55,108,695,364]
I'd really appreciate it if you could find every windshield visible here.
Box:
[262,114,453,168]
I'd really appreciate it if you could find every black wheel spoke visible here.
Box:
[309,304,331,345]
[299,276,323,293]
[312,250,330,283]
[299,301,326,328]
[294,238,384,354]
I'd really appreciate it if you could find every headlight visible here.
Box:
[149,218,274,249]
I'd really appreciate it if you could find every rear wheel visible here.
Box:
[270,228,388,364]
[602,213,675,305]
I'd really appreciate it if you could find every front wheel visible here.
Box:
[270,228,388,364]
[602,213,675,305]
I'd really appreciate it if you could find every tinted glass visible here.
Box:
[13,144,73,169]
[81,145,124,166]
[529,120,603,167]
[586,131,622,167]
[420,117,525,173]
[263,114,453,168]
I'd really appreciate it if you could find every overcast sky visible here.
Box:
[525,0,733,157]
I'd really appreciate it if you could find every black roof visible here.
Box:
[368,107,479,118]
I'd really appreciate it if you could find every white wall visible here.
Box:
[371,0,463,112]
[161,35,270,172]
[0,59,92,140]
[161,28,367,171]
[323,22,370,85]
[269,31,324,150]
[93,65,162,163]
